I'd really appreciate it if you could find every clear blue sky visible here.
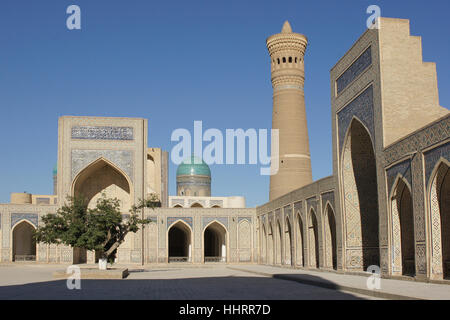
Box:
[0,0,449,207]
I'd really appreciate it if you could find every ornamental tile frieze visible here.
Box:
[383,115,449,166]
[336,46,372,94]
[71,126,134,141]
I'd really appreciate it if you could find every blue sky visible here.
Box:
[0,0,449,207]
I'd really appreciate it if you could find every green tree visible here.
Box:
[34,194,160,264]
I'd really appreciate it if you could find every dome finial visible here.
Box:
[281,20,292,33]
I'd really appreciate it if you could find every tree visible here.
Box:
[34,194,160,265]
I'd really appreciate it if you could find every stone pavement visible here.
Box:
[227,265,450,300]
[0,263,376,300]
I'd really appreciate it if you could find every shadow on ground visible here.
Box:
[0,274,367,300]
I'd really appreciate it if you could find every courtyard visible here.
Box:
[0,263,376,300]
[0,263,449,300]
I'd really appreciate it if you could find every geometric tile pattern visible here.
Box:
[336,46,372,94]
[383,116,449,166]
[167,217,193,229]
[71,149,134,183]
[424,142,450,185]
[11,213,38,228]
[337,85,375,155]
[386,160,412,197]
[202,216,229,230]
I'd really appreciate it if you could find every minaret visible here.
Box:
[267,21,313,200]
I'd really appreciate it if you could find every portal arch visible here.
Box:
[168,220,192,262]
[341,118,380,270]
[72,157,133,212]
[428,159,450,279]
[12,220,36,262]
[203,221,227,262]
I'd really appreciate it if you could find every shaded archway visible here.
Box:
[204,221,227,262]
[324,204,337,270]
[296,213,305,267]
[168,221,192,262]
[261,223,267,264]
[276,221,282,265]
[12,221,36,261]
[429,160,450,279]
[341,118,380,270]
[72,158,132,212]
[191,202,203,208]
[268,222,274,265]
[173,204,183,208]
[391,177,415,276]
[309,209,320,268]
[285,217,293,266]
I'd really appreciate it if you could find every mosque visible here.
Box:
[0,17,449,282]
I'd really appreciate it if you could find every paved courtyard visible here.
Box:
[0,263,376,300]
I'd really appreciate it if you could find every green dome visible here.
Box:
[176,155,211,177]
[52,164,57,176]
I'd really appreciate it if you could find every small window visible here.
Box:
[277,58,280,64]
[289,57,292,63]
[282,57,286,63]
[295,57,297,63]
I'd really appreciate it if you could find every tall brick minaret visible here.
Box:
[267,21,313,200]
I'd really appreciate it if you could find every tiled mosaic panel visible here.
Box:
[336,46,372,94]
[321,191,335,211]
[386,160,412,196]
[71,149,134,183]
[424,142,450,185]
[11,213,38,228]
[202,217,228,229]
[337,85,374,155]
[167,217,193,229]
[71,126,134,140]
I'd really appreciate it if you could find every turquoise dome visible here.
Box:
[176,155,211,177]
[52,164,57,176]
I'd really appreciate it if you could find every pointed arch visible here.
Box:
[72,157,133,212]
[262,221,267,264]
[427,158,450,279]
[12,220,36,262]
[309,208,320,268]
[390,175,415,276]
[324,202,337,270]
[167,220,193,263]
[238,219,252,262]
[190,202,204,208]
[276,219,283,265]
[268,220,274,265]
[285,215,293,266]
[296,211,305,267]
[341,117,380,270]
[203,220,227,262]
